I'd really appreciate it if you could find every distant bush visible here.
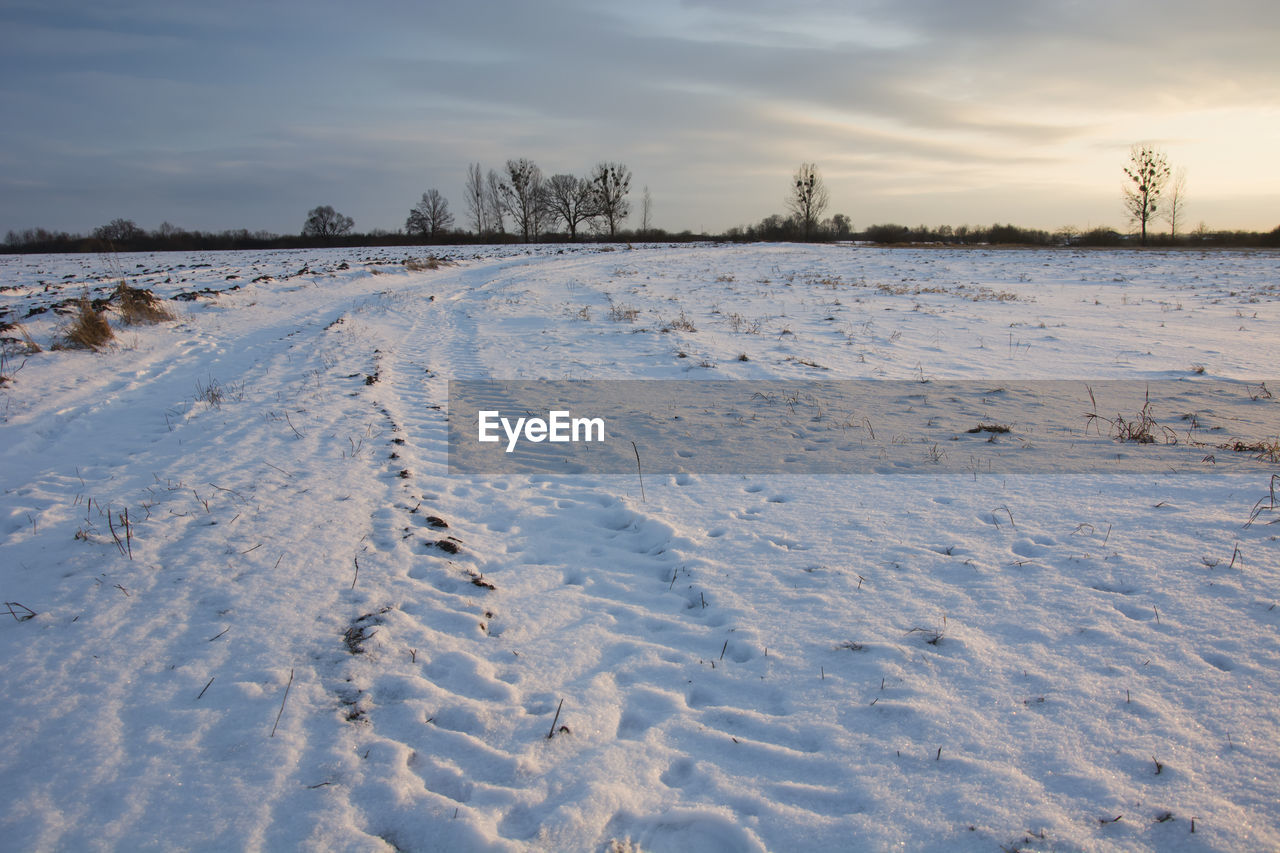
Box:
[864,223,913,244]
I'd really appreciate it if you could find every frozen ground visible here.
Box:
[1,243,1278,852]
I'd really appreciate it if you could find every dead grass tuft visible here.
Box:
[1084,386,1175,445]
[606,295,640,323]
[114,281,175,324]
[53,294,115,350]
[0,322,42,355]
[404,256,442,271]
[1221,437,1280,464]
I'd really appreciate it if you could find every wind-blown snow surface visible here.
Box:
[1,244,1278,852]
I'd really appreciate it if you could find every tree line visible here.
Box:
[5,153,1278,253]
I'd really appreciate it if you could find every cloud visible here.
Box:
[1,0,1277,234]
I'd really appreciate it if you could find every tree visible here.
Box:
[831,213,852,240]
[1164,167,1187,240]
[302,205,354,239]
[499,158,546,243]
[486,169,507,236]
[787,163,829,241]
[93,218,145,244]
[1122,144,1170,245]
[640,185,653,237]
[544,173,596,240]
[405,189,454,239]
[589,162,631,238]
[464,163,488,235]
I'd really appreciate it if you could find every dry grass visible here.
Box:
[53,295,115,351]
[1084,386,1175,445]
[1221,437,1280,464]
[404,256,441,271]
[114,282,175,325]
[664,310,697,332]
[0,322,42,355]
[606,295,640,323]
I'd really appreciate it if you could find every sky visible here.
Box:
[2,0,1277,238]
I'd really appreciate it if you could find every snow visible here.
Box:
[1,243,1278,852]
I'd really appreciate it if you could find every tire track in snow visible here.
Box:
[317,253,839,851]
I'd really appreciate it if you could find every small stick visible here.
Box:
[547,698,564,740]
[197,676,215,700]
[285,412,304,439]
[122,507,132,559]
[631,441,645,502]
[264,461,294,479]
[4,601,38,622]
[208,626,230,641]
[720,640,728,661]
[351,556,360,590]
[270,667,295,738]
[107,511,127,557]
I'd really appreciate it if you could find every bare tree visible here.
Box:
[464,163,488,235]
[1164,167,1187,240]
[302,205,354,239]
[93,218,145,243]
[499,158,546,243]
[485,169,506,236]
[406,189,454,239]
[545,174,596,240]
[1123,144,1170,245]
[787,163,829,241]
[589,162,631,238]
[640,185,652,237]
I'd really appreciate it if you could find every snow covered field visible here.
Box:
[1,243,1278,852]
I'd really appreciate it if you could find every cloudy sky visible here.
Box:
[2,0,1277,237]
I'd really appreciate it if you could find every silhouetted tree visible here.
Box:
[787,163,829,241]
[1123,144,1170,245]
[302,205,354,239]
[405,189,454,238]
[464,163,488,235]
[1164,167,1188,240]
[589,162,631,238]
[544,174,596,240]
[485,169,506,236]
[499,158,546,243]
[93,218,145,244]
[640,185,653,237]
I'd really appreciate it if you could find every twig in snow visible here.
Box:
[197,677,215,700]
[264,461,294,479]
[547,698,564,740]
[4,601,37,622]
[631,441,645,502]
[270,667,295,738]
[351,556,359,590]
